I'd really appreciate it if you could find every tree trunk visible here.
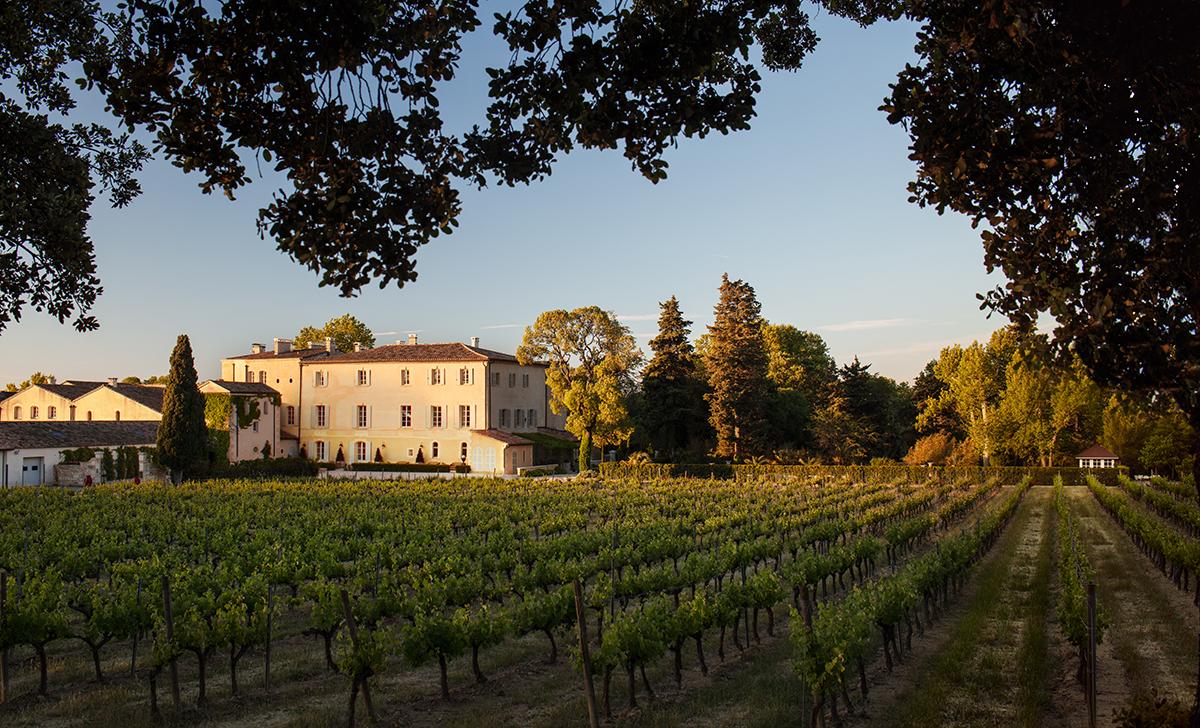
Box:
[89,642,104,682]
[579,431,593,473]
[543,628,558,663]
[231,646,240,696]
[694,633,708,675]
[626,661,637,708]
[471,644,486,683]
[197,651,208,706]
[35,644,49,696]
[438,651,449,699]
[325,632,337,671]
[640,661,655,700]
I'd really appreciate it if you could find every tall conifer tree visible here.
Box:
[704,275,769,460]
[157,334,208,482]
[639,297,709,457]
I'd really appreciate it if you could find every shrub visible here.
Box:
[347,462,471,473]
[209,457,319,479]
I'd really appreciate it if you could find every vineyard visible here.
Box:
[0,473,1196,728]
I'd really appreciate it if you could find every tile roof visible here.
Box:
[1076,444,1119,459]
[37,382,105,398]
[471,429,534,446]
[226,347,332,361]
[0,421,159,450]
[201,380,280,396]
[321,342,525,364]
[103,384,166,412]
[0,392,11,403]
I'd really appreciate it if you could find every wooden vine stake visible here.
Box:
[1,571,8,705]
[340,590,379,726]
[161,575,181,710]
[265,583,273,691]
[1087,582,1097,728]
[572,579,600,728]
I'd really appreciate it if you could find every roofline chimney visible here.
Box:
[250,342,264,354]
[324,336,335,352]
[407,333,419,345]
[353,342,364,352]
[107,377,118,386]
[274,337,292,355]
[470,336,479,348]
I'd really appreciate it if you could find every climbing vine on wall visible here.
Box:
[204,393,263,430]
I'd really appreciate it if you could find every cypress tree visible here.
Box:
[704,274,770,460]
[157,334,208,482]
[639,297,709,458]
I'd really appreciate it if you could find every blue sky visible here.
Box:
[1,10,1003,386]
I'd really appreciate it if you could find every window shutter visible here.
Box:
[368,405,373,428]
[424,406,430,428]
[472,405,477,430]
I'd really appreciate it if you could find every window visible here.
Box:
[500,409,510,427]
[508,373,516,387]
[528,409,537,427]
[460,442,468,461]
[30,406,39,420]
[356,405,368,428]
[86,410,92,421]
[115,410,121,421]
[400,405,412,428]
[430,406,443,428]
[492,372,500,386]
[431,368,442,385]
[314,370,326,387]
[48,406,57,420]
[287,406,295,425]
[245,369,254,382]
[259,370,267,383]
[459,367,471,385]
[252,420,259,433]
[315,441,326,461]
[401,369,410,385]
[432,441,440,459]
[522,373,530,388]
[459,405,471,428]
[13,406,21,419]
[355,441,368,462]
[69,405,76,421]
[316,405,328,428]
[515,409,525,428]
[357,369,370,386]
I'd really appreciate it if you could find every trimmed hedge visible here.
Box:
[596,462,1127,486]
[209,457,320,479]
[346,462,471,473]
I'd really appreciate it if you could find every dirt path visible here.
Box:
[1068,487,1199,724]
[849,485,1054,728]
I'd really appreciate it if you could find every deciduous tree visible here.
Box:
[518,307,641,472]
[294,315,375,353]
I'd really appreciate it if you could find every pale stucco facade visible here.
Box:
[199,380,281,462]
[296,340,561,474]
[0,381,163,423]
[72,384,163,421]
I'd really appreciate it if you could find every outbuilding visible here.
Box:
[1076,443,1120,469]
[0,421,159,487]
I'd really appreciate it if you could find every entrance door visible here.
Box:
[22,457,44,486]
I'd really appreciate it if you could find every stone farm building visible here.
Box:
[0,421,160,487]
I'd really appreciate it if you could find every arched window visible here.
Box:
[461,442,468,462]
[114,410,121,421]
[432,441,439,459]
[12,405,21,419]
[30,406,39,419]
[86,410,93,421]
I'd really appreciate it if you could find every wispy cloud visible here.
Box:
[480,323,524,330]
[858,335,988,359]
[820,318,912,333]
[617,313,658,322]
[372,330,398,336]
